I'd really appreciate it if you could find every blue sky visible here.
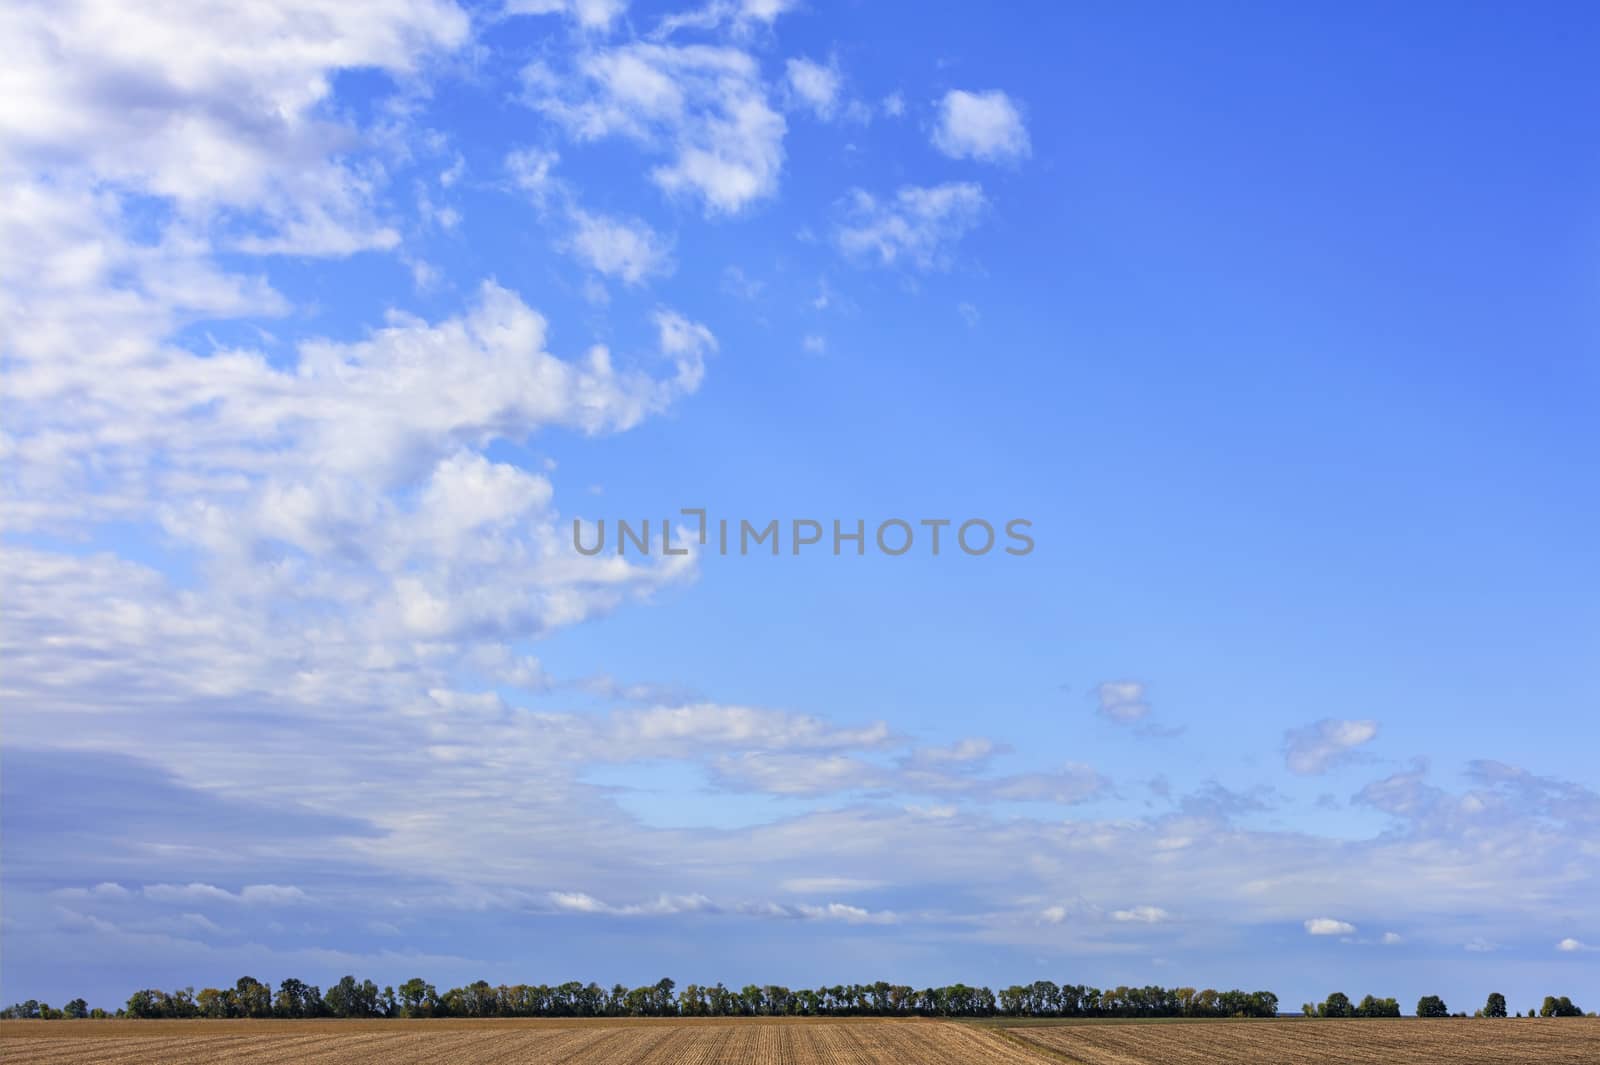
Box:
[2,0,1597,1014]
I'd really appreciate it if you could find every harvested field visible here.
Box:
[999,1016,1600,1065]
[0,1017,1043,1065]
[4,1016,1598,1064]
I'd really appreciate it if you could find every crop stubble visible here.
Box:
[4,1016,1598,1064]
[1005,1017,1600,1065]
[0,1018,1038,1065]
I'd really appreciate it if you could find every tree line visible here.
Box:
[3,977,1277,1020]
[1300,991,1588,1020]
[4,978,1587,1022]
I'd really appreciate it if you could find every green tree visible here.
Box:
[235,977,272,1018]
[1319,992,1353,1018]
[397,978,437,1018]
[1484,992,1507,1018]
[1416,995,1449,1018]
[1540,995,1581,1017]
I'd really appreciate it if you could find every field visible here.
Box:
[995,1016,1600,1064]
[0,1017,1037,1065]
[3,1016,1598,1064]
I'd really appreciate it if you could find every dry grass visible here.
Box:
[3,1016,1597,1064]
[1003,1016,1600,1065]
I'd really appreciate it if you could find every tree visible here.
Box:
[1319,992,1353,1018]
[196,988,229,1019]
[236,977,272,1018]
[1540,995,1581,1017]
[1484,992,1507,1018]
[1416,995,1449,1018]
[63,998,89,1020]
[274,978,321,1019]
[1356,995,1400,1018]
[397,978,437,1018]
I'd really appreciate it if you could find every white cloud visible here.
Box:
[506,147,562,206]
[785,57,840,120]
[545,891,715,916]
[541,890,894,924]
[1381,931,1403,944]
[651,0,796,37]
[526,42,785,214]
[611,704,890,753]
[52,882,131,901]
[1,0,469,255]
[1284,719,1379,775]
[1094,680,1150,723]
[505,0,627,31]
[1111,905,1171,924]
[567,210,673,282]
[835,182,986,270]
[1305,917,1356,936]
[238,885,310,906]
[792,902,895,925]
[1556,937,1588,952]
[142,883,306,906]
[903,738,996,768]
[932,89,1030,163]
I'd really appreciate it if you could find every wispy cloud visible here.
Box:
[836,183,986,270]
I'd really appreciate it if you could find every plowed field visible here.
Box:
[3,1016,1597,1064]
[1001,1017,1600,1065]
[0,1017,1040,1064]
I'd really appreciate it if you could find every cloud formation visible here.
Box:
[1284,719,1379,774]
[835,183,986,269]
[1094,681,1151,723]
[525,40,787,214]
[932,89,1030,163]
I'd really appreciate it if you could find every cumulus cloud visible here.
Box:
[785,57,840,120]
[567,209,674,281]
[545,891,715,916]
[835,182,986,270]
[1284,719,1378,774]
[1,0,468,255]
[524,41,785,214]
[52,882,132,901]
[506,147,562,206]
[1556,937,1588,952]
[143,883,307,906]
[931,89,1029,163]
[1094,681,1151,723]
[505,0,628,31]
[1305,917,1356,936]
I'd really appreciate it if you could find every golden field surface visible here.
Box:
[2,1016,1598,1064]
[1001,1016,1600,1065]
[0,1017,1036,1065]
